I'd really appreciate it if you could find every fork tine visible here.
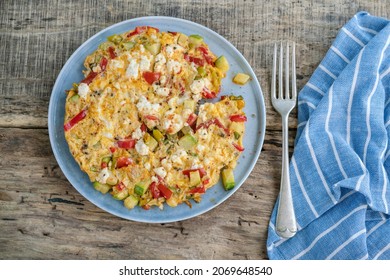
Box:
[292,42,297,100]
[279,42,283,99]
[272,43,277,100]
[285,42,290,99]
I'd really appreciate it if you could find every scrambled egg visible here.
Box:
[64,26,247,210]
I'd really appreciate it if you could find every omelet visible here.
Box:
[64,26,247,210]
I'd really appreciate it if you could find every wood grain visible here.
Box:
[0,0,389,260]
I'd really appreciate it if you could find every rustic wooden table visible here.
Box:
[0,0,389,260]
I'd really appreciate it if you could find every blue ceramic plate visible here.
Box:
[48,16,266,223]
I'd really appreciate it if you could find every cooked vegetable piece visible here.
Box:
[144,42,161,55]
[107,34,122,44]
[93,181,111,194]
[233,73,251,85]
[144,133,158,151]
[134,180,150,196]
[188,34,203,48]
[112,186,129,200]
[124,195,139,209]
[222,168,235,190]
[152,129,164,142]
[215,56,229,73]
[178,134,197,150]
[177,33,188,47]
[190,171,201,187]
[70,94,80,103]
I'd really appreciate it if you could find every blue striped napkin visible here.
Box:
[267,12,390,260]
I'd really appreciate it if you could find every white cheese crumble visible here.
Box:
[92,65,102,72]
[190,79,205,94]
[155,87,170,97]
[161,158,172,170]
[153,167,167,178]
[162,110,184,133]
[102,132,113,139]
[168,96,178,107]
[196,144,206,153]
[126,58,139,79]
[171,150,188,165]
[96,168,110,184]
[198,128,209,140]
[131,127,144,140]
[166,59,181,74]
[144,162,151,170]
[160,75,167,85]
[154,53,167,72]
[77,83,90,99]
[136,96,161,116]
[165,44,184,57]
[111,59,124,69]
[197,104,211,123]
[139,55,151,72]
[135,139,149,156]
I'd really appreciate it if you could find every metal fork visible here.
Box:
[271,42,297,239]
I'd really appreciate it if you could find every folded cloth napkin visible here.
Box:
[267,12,390,260]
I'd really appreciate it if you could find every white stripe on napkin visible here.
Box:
[346,51,363,145]
[291,205,366,259]
[325,228,366,260]
[342,27,366,47]
[373,243,390,260]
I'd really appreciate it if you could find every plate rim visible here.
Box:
[48,16,266,223]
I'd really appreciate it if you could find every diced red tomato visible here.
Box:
[186,113,197,126]
[202,87,217,99]
[197,46,208,55]
[149,182,161,199]
[157,183,172,199]
[140,123,147,132]
[127,26,159,37]
[80,56,109,84]
[80,71,98,85]
[64,109,87,131]
[202,178,210,185]
[108,46,116,59]
[116,157,133,168]
[143,71,161,85]
[184,53,205,66]
[229,114,247,122]
[213,118,230,135]
[115,182,126,191]
[182,168,207,178]
[197,46,214,65]
[117,139,136,149]
[232,143,245,152]
[100,57,108,71]
[142,205,151,210]
[220,95,228,100]
[145,115,159,121]
[168,31,178,35]
[188,186,205,194]
[127,26,148,37]
[101,162,108,169]
[109,146,116,153]
[196,118,230,135]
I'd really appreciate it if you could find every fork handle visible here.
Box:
[276,114,297,238]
